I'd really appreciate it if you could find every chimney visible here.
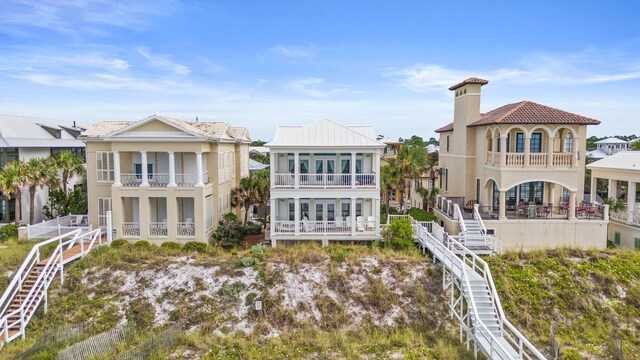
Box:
[449,77,488,127]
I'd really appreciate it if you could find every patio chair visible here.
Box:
[302,218,315,232]
[70,215,84,227]
[464,200,477,213]
[366,216,375,231]
[356,216,366,232]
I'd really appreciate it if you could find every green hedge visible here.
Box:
[111,239,130,249]
[407,208,437,222]
[160,241,182,250]
[0,224,19,242]
[183,241,208,253]
[133,240,151,248]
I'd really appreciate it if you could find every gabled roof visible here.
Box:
[467,101,601,127]
[231,126,251,142]
[585,149,608,159]
[434,123,454,133]
[0,114,85,148]
[595,137,628,144]
[266,118,384,148]
[587,151,640,171]
[249,158,270,171]
[81,115,247,142]
[449,77,489,91]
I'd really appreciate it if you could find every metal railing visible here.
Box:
[177,222,195,236]
[149,222,167,237]
[122,222,140,237]
[1,228,104,346]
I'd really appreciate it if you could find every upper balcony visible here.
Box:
[111,150,210,188]
[483,126,578,170]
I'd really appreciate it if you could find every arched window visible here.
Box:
[565,132,573,153]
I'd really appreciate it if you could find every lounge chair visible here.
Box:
[366,216,375,231]
[70,215,84,227]
[302,218,315,232]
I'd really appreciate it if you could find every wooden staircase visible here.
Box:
[0,228,105,349]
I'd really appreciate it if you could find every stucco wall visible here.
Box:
[608,221,640,249]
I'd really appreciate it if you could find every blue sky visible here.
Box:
[1,1,639,140]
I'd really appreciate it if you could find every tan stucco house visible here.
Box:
[81,115,250,244]
[433,77,608,251]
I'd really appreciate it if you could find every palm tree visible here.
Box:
[395,144,428,213]
[231,176,254,224]
[25,158,60,224]
[416,186,440,212]
[250,169,271,228]
[380,159,404,217]
[52,150,85,193]
[0,160,28,225]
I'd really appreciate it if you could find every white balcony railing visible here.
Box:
[177,222,195,236]
[272,219,376,234]
[148,173,170,187]
[122,222,140,236]
[486,151,573,168]
[529,153,546,167]
[149,222,167,237]
[120,172,208,187]
[505,153,524,167]
[552,153,572,167]
[273,173,376,188]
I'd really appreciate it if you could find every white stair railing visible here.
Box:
[472,204,503,254]
[0,228,105,347]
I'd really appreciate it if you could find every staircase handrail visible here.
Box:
[421,219,546,359]
[454,204,467,234]
[473,204,488,235]
[0,229,81,318]
[417,224,514,358]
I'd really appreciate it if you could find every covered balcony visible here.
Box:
[271,152,378,189]
[114,151,209,188]
[270,197,380,237]
[484,126,578,169]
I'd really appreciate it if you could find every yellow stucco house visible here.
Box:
[434,77,608,251]
[81,115,250,244]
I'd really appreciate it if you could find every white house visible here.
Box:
[266,119,385,246]
[0,115,86,224]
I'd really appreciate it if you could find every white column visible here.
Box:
[113,151,121,186]
[590,176,597,204]
[499,136,507,166]
[524,135,531,167]
[140,151,149,186]
[294,152,300,188]
[351,198,357,236]
[568,191,577,220]
[168,151,176,187]
[498,190,506,220]
[195,152,203,186]
[374,150,381,186]
[546,136,554,167]
[627,181,636,225]
[294,197,300,235]
[608,179,617,200]
[351,152,356,189]
[374,198,381,237]
[269,198,276,247]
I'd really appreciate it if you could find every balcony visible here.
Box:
[123,222,140,236]
[273,173,376,188]
[149,222,168,237]
[486,151,574,169]
[119,172,209,188]
[272,218,376,235]
[177,222,195,236]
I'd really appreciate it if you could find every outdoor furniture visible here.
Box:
[302,218,315,232]
[464,200,477,213]
[516,205,527,218]
[70,215,84,227]
[366,216,375,230]
[527,205,536,219]
[356,216,366,232]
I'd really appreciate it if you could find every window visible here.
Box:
[476,179,480,202]
[356,158,362,174]
[445,168,449,191]
[288,159,295,173]
[446,136,450,152]
[614,232,621,247]
[300,159,309,173]
[289,202,295,221]
[356,202,362,217]
[530,133,542,153]
[206,196,213,230]
[98,197,112,227]
[516,133,525,153]
[96,151,114,182]
[635,237,640,250]
[0,147,19,169]
[565,133,573,153]
[439,172,443,189]
[341,159,350,174]
[341,203,350,218]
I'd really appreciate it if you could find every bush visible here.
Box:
[210,213,246,248]
[238,256,260,267]
[183,241,208,253]
[160,241,182,250]
[244,222,262,235]
[250,244,269,254]
[0,224,19,242]
[133,240,151,248]
[111,239,130,249]
[407,208,437,222]
[382,218,414,251]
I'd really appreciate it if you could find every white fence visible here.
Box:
[27,215,91,240]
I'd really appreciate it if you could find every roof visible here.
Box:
[448,77,489,91]
[81,115,248,142]
[595,137,628,144]
[585,149,608,159]
[266,118,384,148]
[249,159,270,171]
[587,151,640,171]
[250,146,270,154]
[0,114,86,148]
[467,101,601,127]
[434,123,454,133]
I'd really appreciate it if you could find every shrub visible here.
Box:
[382,218,414,251]
[250,244,269,254]
[183,241,208,253]
[133,240,151,248]
[244,222,262,235]
[210,213,246,248]
[0,224,19,242]
[111,239,130,249]
[160,241,182,250]
[407,207,437,222]
[239,256,260,267]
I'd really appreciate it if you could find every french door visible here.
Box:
[315,200,336,222]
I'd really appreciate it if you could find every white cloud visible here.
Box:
[271,44,316,58]
[286,77,354,98]
[387,51,640,92]
[137,48,190,75]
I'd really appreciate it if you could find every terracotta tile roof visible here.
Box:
[448,77,489,91]
[467,101,601,127]
[434,122,454,133]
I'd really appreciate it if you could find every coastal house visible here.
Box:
[0,115,86,224]
[587,151,640,249]
[586,137,631,159]
[266,119,385,245]
[433,78,608,251]
[81,115,250,244]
